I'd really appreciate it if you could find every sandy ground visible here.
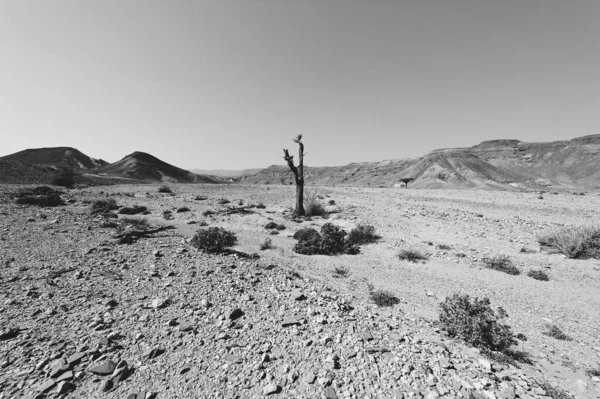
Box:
[4,182,599,397]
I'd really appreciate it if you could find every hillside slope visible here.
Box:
[0,147,107,170]
[91,152,223,183]
[241,135,600,190]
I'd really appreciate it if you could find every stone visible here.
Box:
[56,381,74,394]
[359,331,373,341]
[263,382,279,395]
[179,322,193,332]
[303,371,316,384]
[325,386,338,398]
[282,316,300,327]
[224,354,243,364]
[89,360,117,375]
[291,290,306,300]
[229,308,245,320]
[56,370,73,382]
[152,298,167,309]
[35,380,56,392]
[67,352,86,364]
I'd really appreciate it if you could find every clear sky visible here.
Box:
[1,1,599,169]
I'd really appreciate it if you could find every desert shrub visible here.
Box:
[439,294,517,352]
[328,199,335,205]
[293,229,324,255]
[437,244,452,250]
[527,269,549,281]
[276,224,286,231]
[264,222,278,229]
[293,228,320,241]
[332,266,349,278]
[194,195,208,201]
[269,230,279,235]
[202,210,215,217]
[158,185,172,193]
[543,324,572,341]
[191,227,237,253]
[91,198,118,214]
[370,290,400,307]
[198,221,209,227]
[398,249,429,262]
[586,366,600,378]
[346,224,379,245]
[217,198,230,205]
[177,206,190,213]
[121,217,150,230]
[305,191,325,217]
[162,210,174,220]
[118,205,148,215]
[52,169,74,188]
[538,225,600,259]
[259,238,273,250]
[15,187,65,207]
[319,223,348,254]
[482,255,520,275]
[255,202,266,209]
[538,382,575,399]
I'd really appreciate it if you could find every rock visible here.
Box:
[291,290,306,300]
[179,322,193,332]
[89,360,117,375]
[229,308,245,320]
[67,352,86,364]
[282,316,301,327]
[325,386,338,399]
[126,392,148,399]
[263,382,279,395]
[359,331,373,341]
[151,298,167,309]
[146,348,164,360]
[56,381,74,394]
[0,327,19,340]
[35,379,56,392]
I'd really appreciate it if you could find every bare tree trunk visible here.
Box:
[283,135,305,217]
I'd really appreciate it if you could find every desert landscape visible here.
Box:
[1,143,599,399]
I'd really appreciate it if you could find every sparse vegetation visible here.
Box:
[332,266,349,278]
[191,227,237,253]
[346,224,380,245]
[482,255,520,275]
[255,202,266,209]
[370,289,400,307]
[538,381,575,399]
[398,249,429,262]
[585,366,600,378]
[293,228,320,241]
[202,210,215,217]
[162,210,174,220]
[259,238,273,250]
[15,187,65,207]
[264,222,278,229]
[52,168,74,188]
[400,177,414,188]
[118,205,148,215]
[91,198,118,214]
[194,195,208,201]
[121,217,150,230]
[527,269,550,281]
[543,324,572,341]
[437,244,452,250]
[304,191,326,217]
[439,294,517,352]
[328,199,335,205]
[538,225,600,259]
[217,198,230,205]
[177,206,190,213]
[158,185,172,193]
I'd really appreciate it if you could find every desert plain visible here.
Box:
[1,183,599,399]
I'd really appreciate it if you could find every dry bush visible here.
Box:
[259,238,273,250]
[482,255,520,275]
[538,381,575,399]
[439,294,517,352]
[527,269,549,281]
[347,225,380,245]
[177,206,190,213]
[202,210,215,217]
[15,187,65,207]
[398,249,429,262]
[304,191,325,217]
[538,225,600,259]
[118,205,148,215]
[191,227,237,253]
[332,266,349,278]
[194,195,208,201]
[370,290,400,307]
[158,185,172,193]
[255,202,266,209]
[217,198,230,205]
[264,222,278,229]
[91,198,118,214]
[543,324,572,341]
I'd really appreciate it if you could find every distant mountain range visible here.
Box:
[0,147,224,185]
[241,135,600,190]
[2,134,599,189]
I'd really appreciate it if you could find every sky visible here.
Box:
[1,1,599,170]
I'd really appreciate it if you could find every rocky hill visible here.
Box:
[1,147,107,170]
[241,135,600,190]
[91,152,224,184]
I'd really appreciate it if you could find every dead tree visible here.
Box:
[283,134,305,216]
[400,177,414,188]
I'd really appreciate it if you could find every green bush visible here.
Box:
[538,225,600,259]
[191,227,237,253]
[91,198,118,214]
[118,205,148,215]
[293,228,320,241]
[347,224,379,245]
[293,223,359,255]
[320,223,347,254]
[439,294,517,352]
[482,255,520,275]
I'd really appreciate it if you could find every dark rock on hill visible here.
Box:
[241,135,600,190]
[91,152,223,183]
[1,147,107,170]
